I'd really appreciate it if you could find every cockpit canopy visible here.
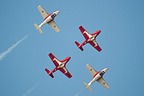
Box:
[100,71,105,77]
[51,13,56,19]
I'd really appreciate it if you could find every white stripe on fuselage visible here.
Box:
[83,31,96,42]
[45,16,53,23]
[39,15,53,27]
[53,58,61,65]
[53,58,65,69]
[89,73,101,86]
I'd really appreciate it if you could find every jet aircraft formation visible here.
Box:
[34,5,110,93]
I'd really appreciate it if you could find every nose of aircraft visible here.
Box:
[67,56,71,60]
[96,30,101,34]
[55,10,60,15]
[103,68,108,72]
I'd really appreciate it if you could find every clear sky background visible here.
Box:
[0,0,144,96]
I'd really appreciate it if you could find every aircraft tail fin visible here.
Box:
[45,68,54,78]
[34,23,43,33]
[83,82,92,92]
[75,41,83,51]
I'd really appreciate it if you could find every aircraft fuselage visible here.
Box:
[88,68,108,86]
[39,11,60,27]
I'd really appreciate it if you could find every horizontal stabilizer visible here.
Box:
[75,41,83,51]
[45,68,54,78]
[34,23,43,33]
[83,82,92,92]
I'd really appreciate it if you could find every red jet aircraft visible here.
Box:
[75,26,102,52]
[45,53,72,78]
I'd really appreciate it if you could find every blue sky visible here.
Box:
[0,0,144,96]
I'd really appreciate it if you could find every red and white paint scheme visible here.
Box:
[84,64,109,91]
[34,5,60,33]
[75,26,102,52]
[45,53,72,78]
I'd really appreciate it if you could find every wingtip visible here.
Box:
[39,31,43,34]
[98,49,102,52]
[68,75,72,79]
[56,30,60,32]
[79,25,83,28]
[86,64,90,66]
[38,5,41,8]
[48,52,52,56]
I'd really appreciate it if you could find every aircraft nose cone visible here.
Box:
[104,68,108,72]
[96,30,101,34]
[67,56,71,60]
[55,10,60,15]
[98,30,101,33]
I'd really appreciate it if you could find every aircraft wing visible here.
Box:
[38,5,48,19]
[97,78,109,89]
[48,53,59,67]
[48,20,60,32]
[59,67,72,78]
[86,64,97,77]
[89,41,102,52]
[79,26,89,40]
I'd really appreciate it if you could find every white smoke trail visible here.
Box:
[74,91,81,96]
[23,86,35,96]
[0,35,28,61]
